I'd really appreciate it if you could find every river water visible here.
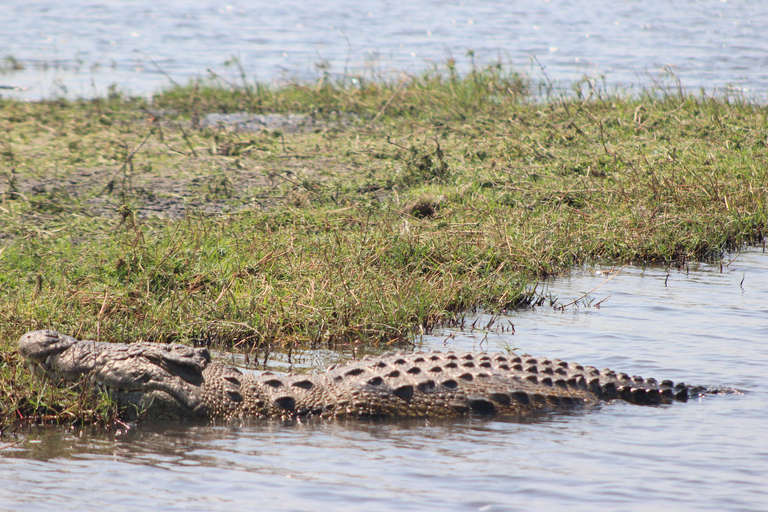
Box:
[2,2,768,509]
[1,248,767,511]
[2,0,768,99]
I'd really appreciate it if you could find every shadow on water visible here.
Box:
[2,408,591,462]
[1,247,767,512]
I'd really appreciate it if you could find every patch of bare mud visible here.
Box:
[1,114,361,228]
[200,112,357,133]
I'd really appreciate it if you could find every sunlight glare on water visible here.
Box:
[2,0,768,98]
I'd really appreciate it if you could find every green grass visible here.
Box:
[1,61,766,426]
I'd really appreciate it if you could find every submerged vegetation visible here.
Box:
[1,61,766,426]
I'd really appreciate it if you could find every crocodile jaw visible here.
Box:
[19,330,211,420]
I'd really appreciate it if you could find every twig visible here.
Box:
[370,79,406,126]
[532,55,570,117]
[339,29,352,82]
[558,265,627,309]
[96,290,109,342]
[97,129,155,196]
[386,136,409,150]
[177,122,199,157]
[134,50,178,87]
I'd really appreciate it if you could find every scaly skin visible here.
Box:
[19,330,722,422]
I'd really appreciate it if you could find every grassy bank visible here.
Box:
[1,64,766,426]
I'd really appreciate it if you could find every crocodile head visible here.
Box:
[19,330,213,420]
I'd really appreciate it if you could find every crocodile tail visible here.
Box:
[593,377,742,405]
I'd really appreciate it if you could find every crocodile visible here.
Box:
[19,329,725,422]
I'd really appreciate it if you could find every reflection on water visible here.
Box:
[2,0,768,98]
[1,248,767,511]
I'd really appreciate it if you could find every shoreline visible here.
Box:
[1,68,766,426]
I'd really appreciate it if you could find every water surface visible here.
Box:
[2,248,766,511]
[2,0,768,98]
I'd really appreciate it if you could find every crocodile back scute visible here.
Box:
[317,351,599,419]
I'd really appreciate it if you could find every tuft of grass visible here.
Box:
[0,348,119,430]
[1,54,25,73]
[1,61,767,426]
[152,59,529,121]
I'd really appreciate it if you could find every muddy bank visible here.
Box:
[2,112,360,227]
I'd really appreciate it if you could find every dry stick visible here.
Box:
[532,55,570,117]
[725,252,742,268]
[96,290,109,342]
[135,49,179,87]
[593,295,611,308]
[558,265,627,310]
[370,79,406,127]
[97,129,155,196]
[679,163,713,199]
[386,136,409,150]
[144,224,185,295]
[391,127,428,145]
[339,29,353,82]
[213,249,282,306]
[597,119,611,158]
[177,122,200,157]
